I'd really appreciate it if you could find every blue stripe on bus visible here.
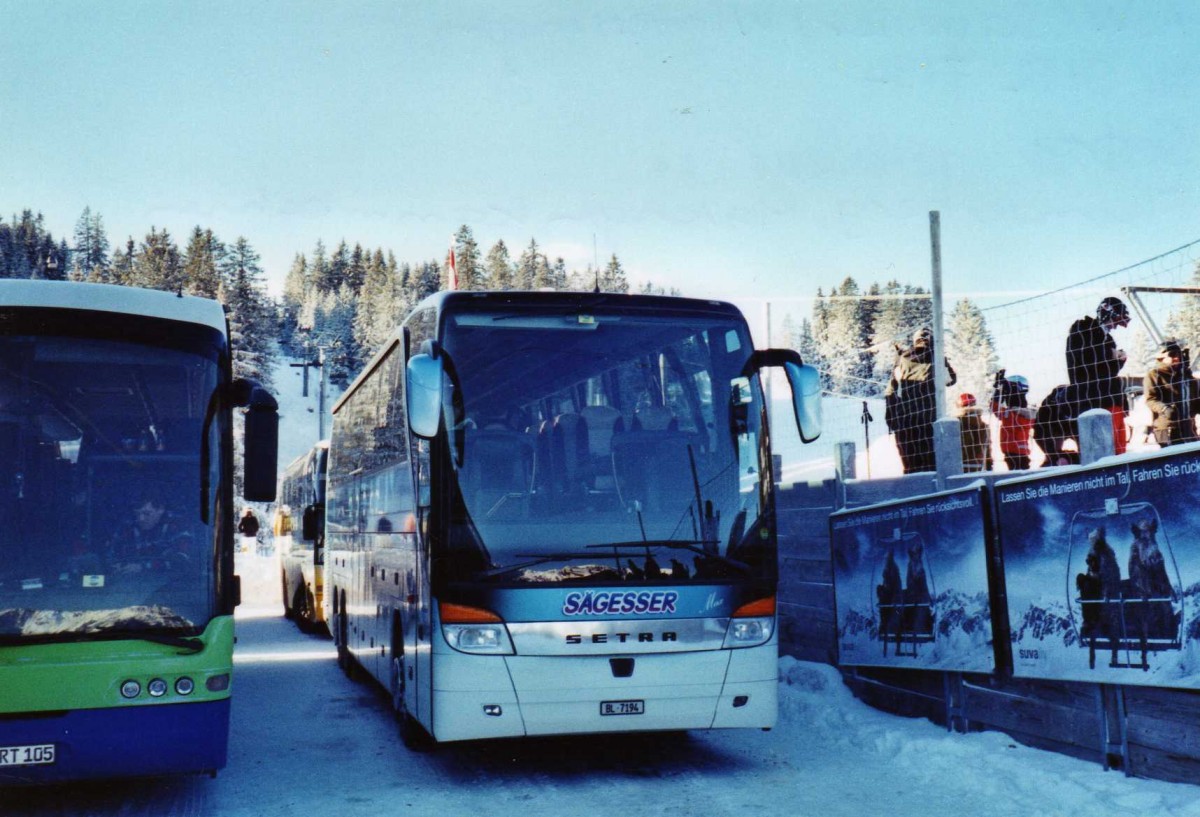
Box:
[0,699,230,784]
[477,585,745,621]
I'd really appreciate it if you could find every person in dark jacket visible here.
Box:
[1066,296,1130,453]
[238,508,260,553]
[884,328,957,474]
[955,392,991,473]
[1143,339,1200,446]
[108,493,192,574]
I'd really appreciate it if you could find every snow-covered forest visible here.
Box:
[2,207,1005,403]
[12,205,1200,419]
[0,210,673,391]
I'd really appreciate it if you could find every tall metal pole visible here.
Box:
[317,346,327,440]
[929,211,947,419]
[763,300,774,408]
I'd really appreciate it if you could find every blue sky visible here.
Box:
[3,2,1198,303]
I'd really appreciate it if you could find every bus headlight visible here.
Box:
[723,616,774,648]
[723,596,777,649]
[442,623,515,655]
[439,602,514,655]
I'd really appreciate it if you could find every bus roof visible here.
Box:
[409,290,742,319]
[333,290,746,415]
[0,280,228,333]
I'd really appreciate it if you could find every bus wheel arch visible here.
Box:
[391,612,432,751]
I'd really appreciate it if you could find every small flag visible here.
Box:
[447,239,458,291]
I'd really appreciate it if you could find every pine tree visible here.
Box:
[280,253,310,354]
[869,280,909,386]
[514,239,539,290]
[599,254,629,294]
[347,243,366,293]
[945,298,998,402]
[182,227,224,298]
[415,260,441,302]
[816,277,872,396]
[111,238,135,286]
[796,318,822,371]
[549,257,569,290]
[354,249,397,358]
[309,240,330,294]
[72,207,110,282]
[485,240,513,290]
[220,237,276,390]
[453,226,483,290]
[316,284,359,386]
[567,264,598,292]
[131,228,184,292]
[324,240,350,293]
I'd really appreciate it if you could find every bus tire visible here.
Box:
[304,588,319,634]
[335,603,360,680]
[281,574,294,620]
[292,585,311,633]
[391,652,431,752]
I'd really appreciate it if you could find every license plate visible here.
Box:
[600,700,644,716]
[0,744,56,767]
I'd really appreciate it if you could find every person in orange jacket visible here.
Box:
[990,371,1036,470]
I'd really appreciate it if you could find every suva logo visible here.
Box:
[562,590,679,616]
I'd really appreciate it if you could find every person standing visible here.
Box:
[955,393,991,473]
[884,327,957,474]
[1066,296,1131,454]
[1143,340,1200,446]
[237,508,260,554]
[990,372,1037,470]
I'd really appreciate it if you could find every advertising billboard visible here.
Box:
[997,450,1200,687]
[831,485,994,672]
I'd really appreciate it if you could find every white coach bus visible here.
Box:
[324,291,820,748]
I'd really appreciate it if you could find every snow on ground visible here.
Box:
[244,557,1200,816]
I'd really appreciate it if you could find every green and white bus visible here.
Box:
[0,280,277,783]
[325,291,819,747]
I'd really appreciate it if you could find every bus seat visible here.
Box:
[552,413,589,495]
[632,406,678,432]
[462,429,534,514]
[579,405,622,491]
[611,422,694,515]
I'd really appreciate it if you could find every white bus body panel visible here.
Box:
[429,615,778,742]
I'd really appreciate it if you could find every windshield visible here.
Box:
[0,326,224,643]
[438,305,769,586]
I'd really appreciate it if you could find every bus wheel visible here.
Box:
[281,574,294,620]
[391,653,431,752]
[293,585,311,633]
[336,611,359,681]
[304,588,318,633]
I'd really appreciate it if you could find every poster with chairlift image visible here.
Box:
[996,449,1200,688]
[830,485,995,672]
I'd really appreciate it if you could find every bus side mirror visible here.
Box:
[742,349,822,444]
[784,360,822,444]
[407,353,444,439]
[234,378,279,501]
[302,503,322,541]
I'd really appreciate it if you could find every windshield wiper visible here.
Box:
[477,552,619,581]
[583,540,752,575]
[0,631,205,653]
[132,633,206,654]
